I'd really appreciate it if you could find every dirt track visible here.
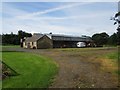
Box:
[2,47,119,88]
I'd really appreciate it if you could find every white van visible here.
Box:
[77,42,86,47]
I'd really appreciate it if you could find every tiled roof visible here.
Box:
[24,34,44,42]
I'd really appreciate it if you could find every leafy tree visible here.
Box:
[2,30,32,45]
[18,30,32,39]
[108,33,117,45]
[18,30,32,47]
[2,34,19,45]
[111,12,120,45]
[92,32,109,46]
[2,33,19,45]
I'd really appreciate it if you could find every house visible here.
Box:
[23,33,93,49]
[23,33,52,49]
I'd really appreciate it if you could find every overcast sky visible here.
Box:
[1,1,118,36]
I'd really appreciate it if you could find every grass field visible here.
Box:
[105,51,120,75]
[0,45,19,48]
[2,52,58,88]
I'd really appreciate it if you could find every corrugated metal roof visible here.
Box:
[24,33,92,42]
[51,34,92,42]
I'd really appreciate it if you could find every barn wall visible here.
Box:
[53,41,77,48]
[37,35,53,49]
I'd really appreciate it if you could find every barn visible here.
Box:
[23,33,93,49]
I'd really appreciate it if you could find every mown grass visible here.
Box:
[2,52,58,88]
[1,45,20,52]
[0,45,20,48]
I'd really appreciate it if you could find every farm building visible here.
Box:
[22,33,93,49]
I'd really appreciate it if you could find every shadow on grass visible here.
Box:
[2,61,20,80]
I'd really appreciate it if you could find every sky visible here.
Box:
[1,1,119,36]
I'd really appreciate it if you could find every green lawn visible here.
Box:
[1,45,20,48]
[1,45,20,51]
[2,52,58,88]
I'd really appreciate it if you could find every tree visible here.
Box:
[18,30,32,39]
[2,33,19,45]
[92,32,109,46]
[108,33,117,45]
[111,12,120,45]
[2,30,32,45]
[18,30,32,47]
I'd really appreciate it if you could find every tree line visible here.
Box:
[1,30,119,47]
[92,32,118,46]
[92,11,120,46]
[2,30,32,45]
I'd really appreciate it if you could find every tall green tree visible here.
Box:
[108,33,117,45]
[111,12,120,45]
[2,33,19,45]
[18,30,32,39]
[2,30,32,45]
[18,30,32,47]
[92,32,109,46]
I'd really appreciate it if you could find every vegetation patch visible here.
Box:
[100,51,119,75]
[106,52,119,75]
[2,52,58,88]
